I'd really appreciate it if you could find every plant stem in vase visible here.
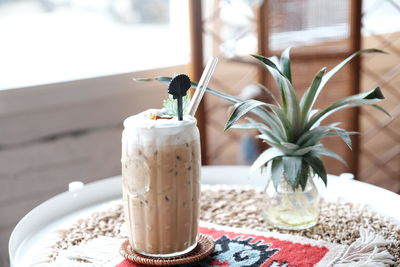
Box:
[263,169,320,230]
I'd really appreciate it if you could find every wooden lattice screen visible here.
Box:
[189,0,261,165]
[359,0,400,193]
[188,0,399,193]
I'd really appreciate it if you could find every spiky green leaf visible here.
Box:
[306,87,386,130]
[297,122,341,146]
[293,144,323,156]
[150,76,244,107]
[251,54,301,134]
[231,122,281,146]
[270,157,284,190]
[311,147,347,166]
[298,161,310,191]
[269,105,293,141]
[255,134,276,143]
[282,156,302,189]
[245,117,283,142]
[372,104,391,117]
[245,117,268,133]
[230,122,270,131]
[334,128,352,150]
[256,135,293,154]
[280,142,300,150]
[300,67,326,124]
[280,47,292,82]
[254,55,288,113]
[256,83,281,107]
[250,147,284,176]
[251,54,285,77]
[304,155,327,186]
[225,99,278,131]
[132,77,156,82]
[307,48,387,111]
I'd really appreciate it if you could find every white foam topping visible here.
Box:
[123,109,196,129]
[122,109,199,147]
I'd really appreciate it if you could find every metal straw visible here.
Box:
[188,57,218,116]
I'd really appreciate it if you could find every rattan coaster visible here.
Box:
[120,234,215,266]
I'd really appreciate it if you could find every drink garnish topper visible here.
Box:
[168,74,191,121]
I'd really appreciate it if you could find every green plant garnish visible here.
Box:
[162,94,191,117]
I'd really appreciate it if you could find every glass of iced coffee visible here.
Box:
[121,109,201,257]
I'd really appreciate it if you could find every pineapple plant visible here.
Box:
[136,47,388,229]
[223,48,388,191]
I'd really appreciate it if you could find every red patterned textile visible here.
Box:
[116,223,341,267]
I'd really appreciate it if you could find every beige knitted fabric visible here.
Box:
[37,188,399,266]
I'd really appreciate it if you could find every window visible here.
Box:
[0,0,189,90]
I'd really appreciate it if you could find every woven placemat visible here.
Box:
[200,187,400,266]
[48,187,400,266]
[120,234,215,265]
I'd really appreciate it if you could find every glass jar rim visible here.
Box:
[123,114,197,130]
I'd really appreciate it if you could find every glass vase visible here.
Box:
[263,173,320,230]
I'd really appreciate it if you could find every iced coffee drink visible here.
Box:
[121,109,201,257]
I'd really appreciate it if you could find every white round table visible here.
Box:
[9,166,400,267]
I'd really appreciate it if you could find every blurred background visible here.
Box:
[0,0,399,265]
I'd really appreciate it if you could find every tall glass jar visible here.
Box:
[263,172,320,230]
[121,111,201,257]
